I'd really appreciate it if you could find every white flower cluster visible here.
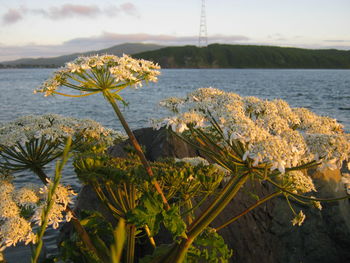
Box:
[282,171,316,194]
[35,54,160,96]
[155,87,350,176]
[0,114,124,149]
[291,210,306,226]
[175,157,210,166]
[31,182,76,229]
[0,178,75,251]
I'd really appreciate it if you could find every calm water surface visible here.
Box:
[1,68,350,253]
[1,68,349,131]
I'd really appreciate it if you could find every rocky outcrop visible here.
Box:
[76,127,350,263]
[108,127,199,161]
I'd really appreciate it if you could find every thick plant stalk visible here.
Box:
[154,173,250,263]
[31,166,49,184]
[111,219,126,263]
[104,91,170,209]
[165,173,250,263]
[126,224,136,263]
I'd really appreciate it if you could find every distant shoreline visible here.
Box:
[1,43,350,69]
[1,66,350,70]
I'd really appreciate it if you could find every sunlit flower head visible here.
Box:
[12,184,40,209]
[155,87,350,175]
[0,217,36,250]
[34,54,160,97]
[282,171,316,194]
[0,199,20,219]
[32,182,76,229]
[0,114,125,174]
[0,114,122,148]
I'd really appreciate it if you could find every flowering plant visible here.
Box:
[149,87,350,262]
[0,114,122,182]
[28,55,350,262]
[34,54,160,100]
[0,114,122,259]
[35,55,170,262]
[155,87,350,173]
[0,140,75,263]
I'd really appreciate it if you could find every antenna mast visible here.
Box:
[198,0,208,47]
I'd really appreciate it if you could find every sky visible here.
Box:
[0,0,349,61]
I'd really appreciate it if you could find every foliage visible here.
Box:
[186,228,233,263]
[134,43,350,69]
[59,211,114,263]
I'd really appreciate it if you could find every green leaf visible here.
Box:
[186,228,233,263]
[139,244,173,263]
[162,205,187,238]
[127,191,164,236]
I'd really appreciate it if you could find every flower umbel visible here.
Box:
[0,176,75,250]
[155,87,350,175]
[34,54,160,98]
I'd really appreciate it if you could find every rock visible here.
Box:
[108,127,199,161]
[269,168,350,263]
[74,127,350,263]
[4,244,46,263]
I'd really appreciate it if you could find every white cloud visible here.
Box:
[1,2,139,25]
[2,7,25,24]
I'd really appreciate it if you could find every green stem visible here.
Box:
[31,166,49,184]
[286,196,296,215]
[188,173,250,240]
[215,190,282,231]
[185,198,193,225]
[126,224,136,263]
[181,193,210,218]
[103,91,170,210]
[187,172,247,233]
[163,173,250,263]
[31,166,101,261]
[31,175,59,263]
[32,139,71,263]
[267,178,350,202]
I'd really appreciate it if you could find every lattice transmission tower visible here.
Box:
[198,0,208,47]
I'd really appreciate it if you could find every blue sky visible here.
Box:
[1,0,349,61]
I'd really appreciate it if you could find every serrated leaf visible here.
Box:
[162,205,187,238]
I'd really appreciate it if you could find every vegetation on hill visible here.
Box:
[0,43,165,68]
[134,44,350,69]
[1,43,350,69]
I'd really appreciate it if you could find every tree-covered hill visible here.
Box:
[1,43,349,69]
[134,44,350,69]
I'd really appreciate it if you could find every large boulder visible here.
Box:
[108,127,199,161]
[75,127,350,263]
